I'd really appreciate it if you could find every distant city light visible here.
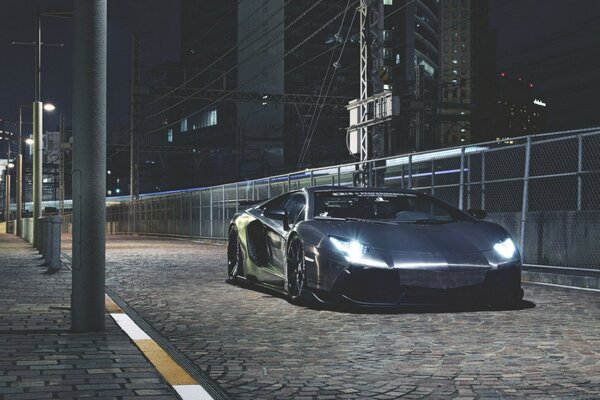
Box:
[533,99,546,107]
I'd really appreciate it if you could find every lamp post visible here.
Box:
[4,162,14,233]
[16,103,55,238]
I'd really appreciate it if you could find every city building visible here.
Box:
[439,0,496,147]
[383,0,441,153]
[494,73,546,139]
[142,1,447,190]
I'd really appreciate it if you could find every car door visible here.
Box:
[261,193,307,285]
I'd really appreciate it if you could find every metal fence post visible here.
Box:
[222,185,226,239]
[408,155,413,189]
[459,147,465,210]
[577,134,583,211]
[519,136,532,258]
[310,170,314,187]
[252,180,256,201]
[337,166,341,186]
[189,192,192,236]
[467,154,472,210]
[481,151,486,210]
[287,174,291,191]
[210,187,213,238]
[400,164,404,189]
[235,182,239,213]
[199,191,202,237]
[430,159,435,196]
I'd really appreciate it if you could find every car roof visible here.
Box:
[304,185,421,195]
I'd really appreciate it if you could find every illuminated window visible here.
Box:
[199,108,218,128]
[384,0,393,5]
[180,118,188,132]
[167,129,173,143]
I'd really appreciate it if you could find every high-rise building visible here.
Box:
[439,0,496,147]
[144,1,445,190]
[494,73,546,138]
[383,0,441,153]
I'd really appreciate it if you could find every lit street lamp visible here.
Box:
[4,162,14,233]
[16,103,55,237]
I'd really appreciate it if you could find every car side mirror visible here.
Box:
[263,207,290,230]
[467,208,487,220]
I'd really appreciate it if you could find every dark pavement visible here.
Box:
[0,234,178,400]
[73,235,600,400]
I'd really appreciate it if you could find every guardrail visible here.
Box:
[60,127,600,275]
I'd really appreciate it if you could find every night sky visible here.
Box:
[1,0,599,136]
[0,0,180,135]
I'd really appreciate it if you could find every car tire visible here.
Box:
[286,236,306,303]
[227,228,243,282]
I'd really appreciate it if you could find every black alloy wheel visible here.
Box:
[227,228,243,281]
[287,236,306,302]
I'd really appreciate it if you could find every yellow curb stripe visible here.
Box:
[105,294,123,314]
[104,294,201,390]
[134,339,197,385]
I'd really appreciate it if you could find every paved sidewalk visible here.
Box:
[0,233,178,400]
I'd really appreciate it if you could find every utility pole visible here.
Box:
[33,12,43,248]
[71,0,107,333]
[4,148,10,233]
[347,0,397,187]
[59,113,65,218]
[16,109,23,236]
[129,34,141,201]
[12,13,63,247]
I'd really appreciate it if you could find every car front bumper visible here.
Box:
[308,249,522,307]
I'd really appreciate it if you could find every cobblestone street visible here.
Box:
[71,235,600,399]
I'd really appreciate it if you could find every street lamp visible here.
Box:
[4,162,14,233]
[16,103,55,238]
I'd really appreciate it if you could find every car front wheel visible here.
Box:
[227,228,243,281]
[287,236,306,303]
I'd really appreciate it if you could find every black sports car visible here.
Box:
[227,186,523,307]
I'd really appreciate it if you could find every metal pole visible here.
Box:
[408,155,413,189]
[32,12,42,249]
[459,147,465,210]
[467,155,471,210]
[71,0,107,333]
[577,134,583,211]
[4,171,10,233]
[400,164,404,189]
[519,137,532,258]
[210,188,213,238]
[59,113,65,218]
[430,159,435,196]
[16,108,23,236]
[32,101,42,248]
[481,151,486,210]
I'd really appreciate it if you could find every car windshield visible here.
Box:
[314,191,467,223]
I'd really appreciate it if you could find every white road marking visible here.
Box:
[174,384,215,400]
[110,313,152,340]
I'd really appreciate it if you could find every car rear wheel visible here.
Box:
[227,228,243,281]
[287,236,306,303]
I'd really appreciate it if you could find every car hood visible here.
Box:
[307,219,508,254]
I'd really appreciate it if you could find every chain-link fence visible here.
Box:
[62,127,600,273]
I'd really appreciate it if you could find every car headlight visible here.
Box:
[329,236,371,261]
[493,237,517,259]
